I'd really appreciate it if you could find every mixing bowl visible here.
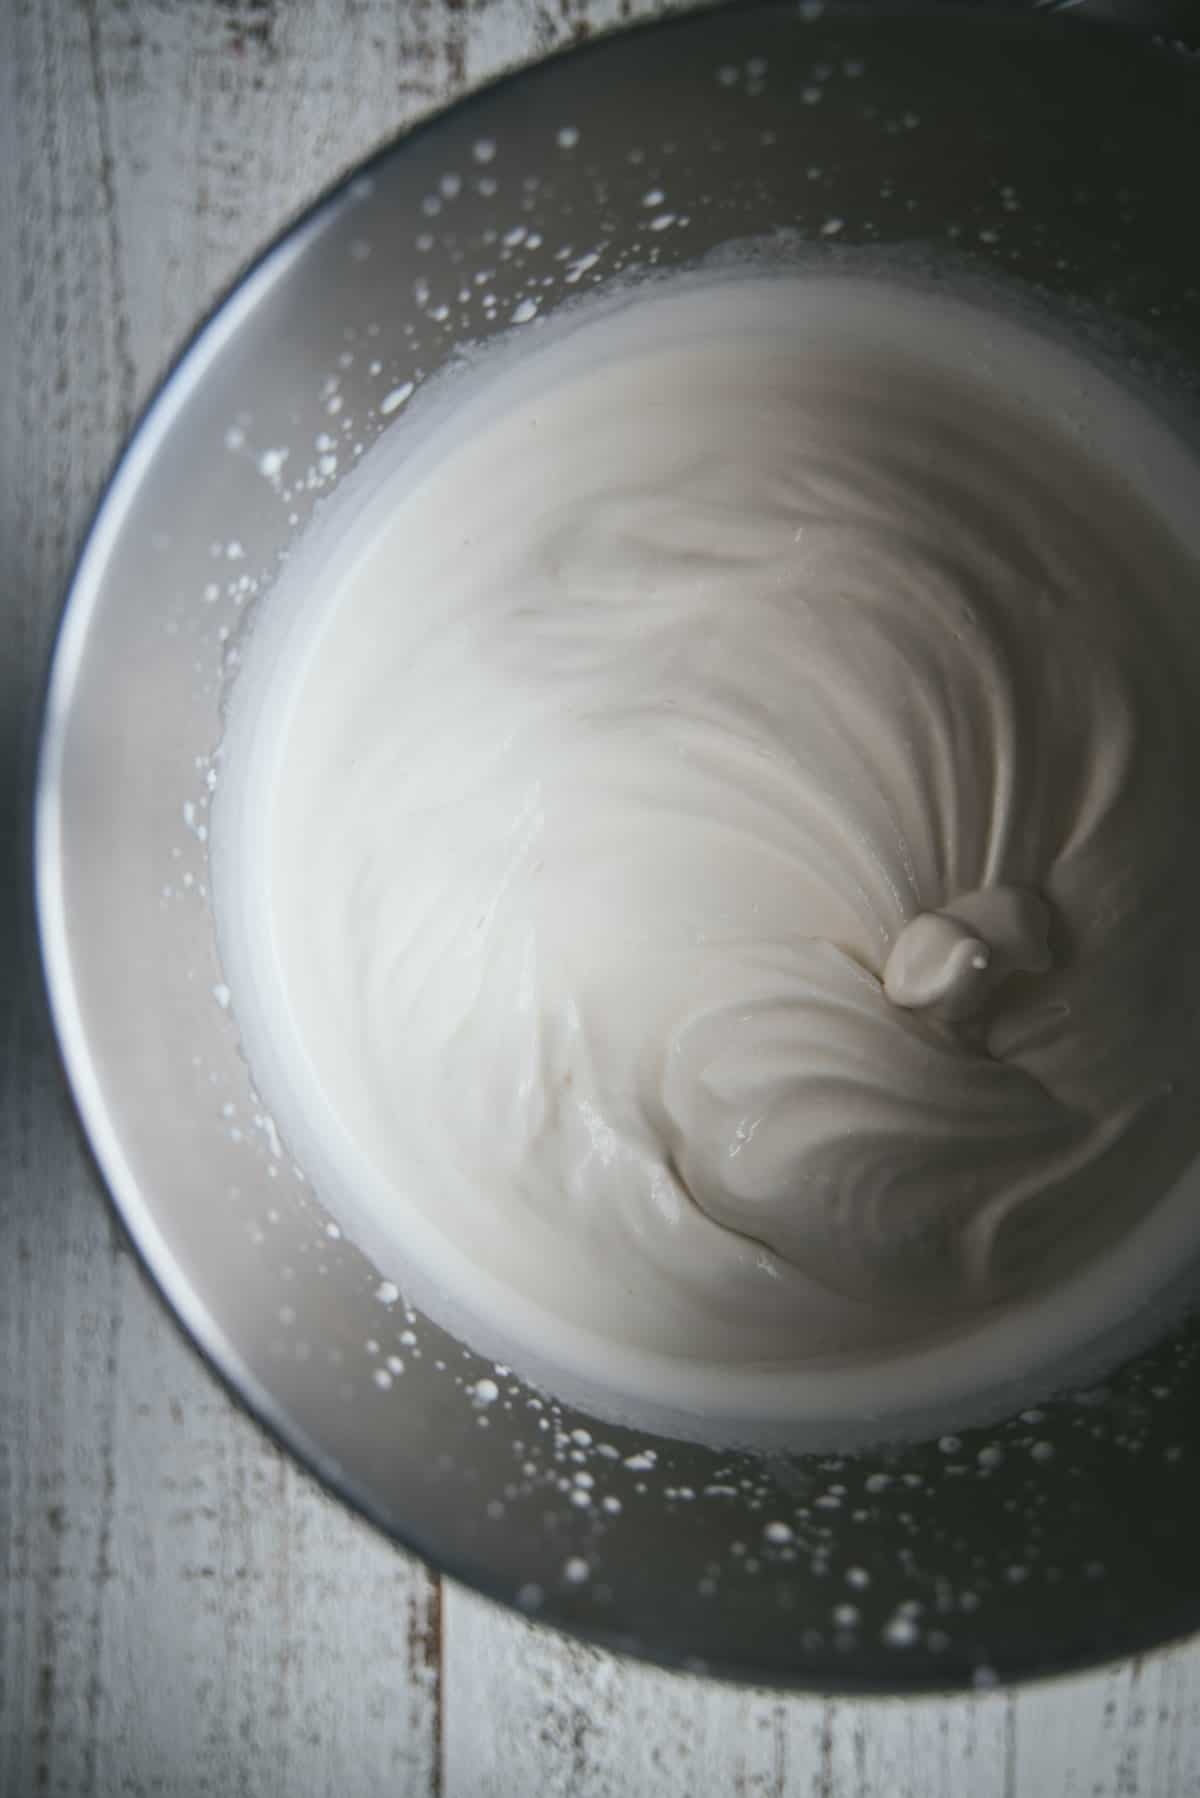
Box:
[35,1,1200,1690]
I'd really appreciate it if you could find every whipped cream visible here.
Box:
[214,274,1200,1433]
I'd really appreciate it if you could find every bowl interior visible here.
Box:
[37,2,1200,1689]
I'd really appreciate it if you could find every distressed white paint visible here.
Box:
[3,2,1200,1793]
[443,1586,1200,1797]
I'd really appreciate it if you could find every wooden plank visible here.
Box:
[442,1586,1015,1798]
[1,2,140,1784]
[442,1589,1200,1797]
[1010,1652,1200,1797]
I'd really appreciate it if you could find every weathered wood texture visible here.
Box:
[4,3,1200,1794]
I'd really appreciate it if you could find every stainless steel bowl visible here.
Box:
[36,2,1200,1689]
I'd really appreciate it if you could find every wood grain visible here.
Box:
[4,2,1200,1794]
[442,1589,1200,1797]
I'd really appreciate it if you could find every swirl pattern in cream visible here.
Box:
[215,275,1200,1421]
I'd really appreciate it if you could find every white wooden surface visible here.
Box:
[4,3,1200,1793]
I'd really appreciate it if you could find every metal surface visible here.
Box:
[34,3,1200,1690]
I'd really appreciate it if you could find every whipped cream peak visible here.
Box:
[883,886,1052,1024]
